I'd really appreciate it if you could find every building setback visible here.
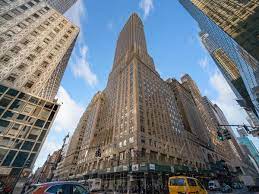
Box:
[0,0,79,187]
[179,0,259,126]
[60,13,248,190]
[45,0,78,14]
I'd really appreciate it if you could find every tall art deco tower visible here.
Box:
[0,0,79,186]
[61,14,245,188]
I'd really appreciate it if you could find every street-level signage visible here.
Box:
[149,164,155,170]
[171,166,175,173]
[123,165,128,171]
[0,167,11,175]
[132,164,139,171]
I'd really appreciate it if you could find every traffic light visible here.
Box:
[217,130,224,141]
[243,125,250,132]
[223,129,231,140]
[95,147,101,158]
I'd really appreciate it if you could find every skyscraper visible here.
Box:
[179,0,259,125]
[46,0,78,14]
[0,0,79,186]
[62,13,242,190]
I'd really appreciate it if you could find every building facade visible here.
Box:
[179,0,259,125]
[238,136,259,169]
[45,0,77,14]
[61,13,243,191]
[0,0,79,186]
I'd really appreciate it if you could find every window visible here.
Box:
[20,38,30,46]
[11,9,21,15]
[34,46,43,54]
[28,1,35,7]
[5,74,17,83]
[169,178,186,186]
[25,17,34,23]
[17,63,27,71]
[12,151,29,167]
[0,97,12,108]
[24,81,34,89]
[47,185,66,194]
[0,120,10,132]
[187,178,197,186]
[17,22,26,29]
[38,130,46,141]
[32,13,39,19]
[28,128,40,140]
[10,99,25,111]
[10,46,21,54]
[73,185,88,194]
[2,111,14,119]
[0,55,11,64]
[6,89,19,97]
[0,0,8,6]
[26,54,36,61]
[35,119,45,128]
[5,30,15,38]
[20,5,28,11]
[2,13,13,20]
[30,30,39,37]
[0,148,8,162]
[33,143,40,151]
[21,141,34,151]
[2,150,16,166]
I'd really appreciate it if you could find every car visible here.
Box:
[0,181,12,194]
[208,180,221,191]
[168,176,208,194]
[25,181,90,194]
[221,184,233,193]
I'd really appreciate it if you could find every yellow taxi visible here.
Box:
[168,176,208,194]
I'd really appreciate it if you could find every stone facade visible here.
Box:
[60,14,242,187]
[0,0,79,101]
[46,0,77,14]
[0,0,79,187]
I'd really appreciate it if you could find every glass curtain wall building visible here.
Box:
[179,0,259,124]
[0,0,79,187]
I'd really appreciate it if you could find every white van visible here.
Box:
[208,180,221,191]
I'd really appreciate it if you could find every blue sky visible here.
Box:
[34,0,259,169]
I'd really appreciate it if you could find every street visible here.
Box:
[208,189,259,194]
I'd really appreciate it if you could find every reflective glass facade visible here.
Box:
[179,0,259,118]
[0,84,59,183]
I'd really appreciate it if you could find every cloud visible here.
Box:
[33,86,84,170]
[71,46,98,86]
[198,56,209,70]
[65,0,86,29]
[139,0,154,19]
[54,86,84,134]
[209,71,248,125]
[107,21,114,31]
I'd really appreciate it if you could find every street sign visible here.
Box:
[149,164,155,170]
[132,164,139,171]
[171,166,175,173]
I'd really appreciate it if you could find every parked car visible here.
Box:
[221,184,233,193]
[168,176,207,194]
[0,181,12,194]
[231,182,242,189]
[25,181,89,194]
[208,180,221,191]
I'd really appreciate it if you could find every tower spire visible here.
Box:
[113,13,148,68]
